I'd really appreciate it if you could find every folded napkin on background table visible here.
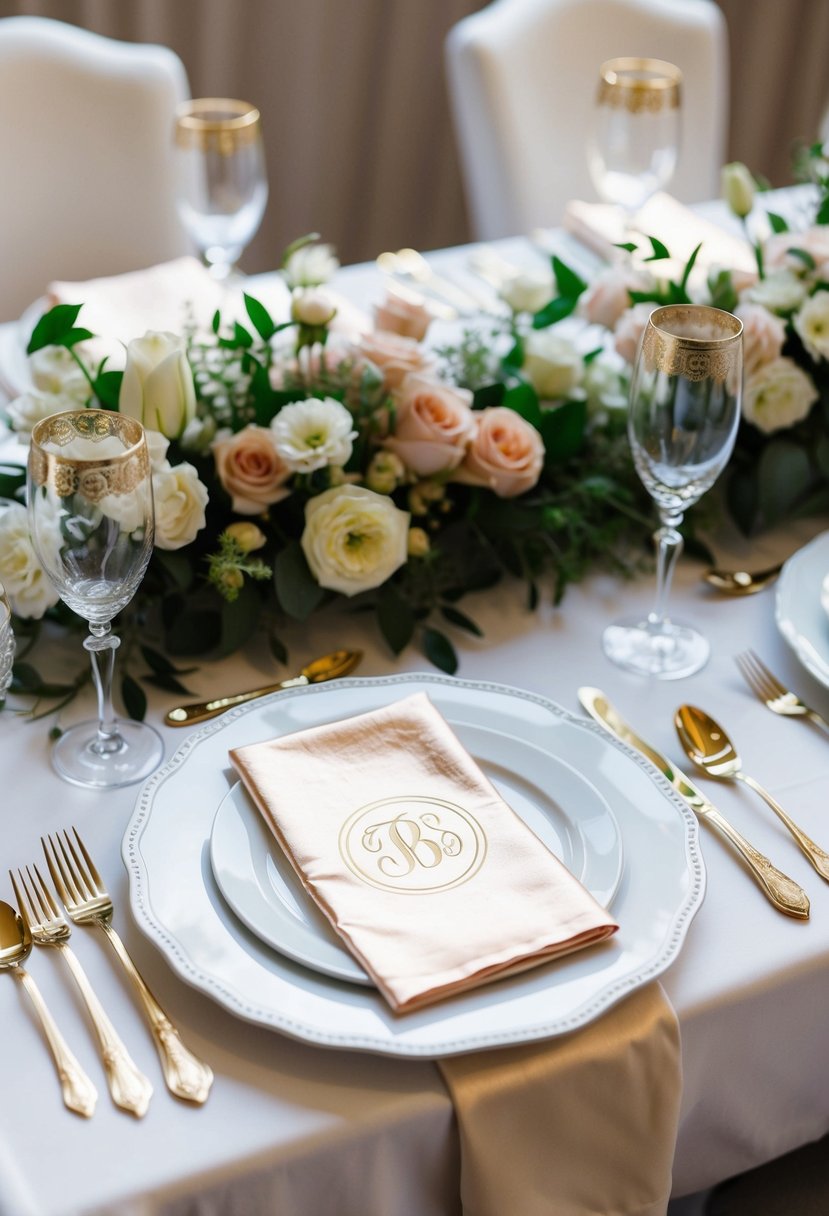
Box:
[230,692,617,1013]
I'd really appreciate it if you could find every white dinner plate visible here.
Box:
[124,674,704,1058]
[209,726,624,987]
[776,531,829,688]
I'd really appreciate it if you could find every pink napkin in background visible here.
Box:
[230,692,618,1014]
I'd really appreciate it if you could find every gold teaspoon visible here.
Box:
[675,705,829,881]
[702,562,783,595]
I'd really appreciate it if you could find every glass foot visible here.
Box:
[52,719,165,789]
[602,615,710,680]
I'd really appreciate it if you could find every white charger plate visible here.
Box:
[776,531,829,688]
[124,674,704,1058]
[209,724,624,987]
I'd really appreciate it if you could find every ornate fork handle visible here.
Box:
[15,967,98,1117]
[98,920,213,1103]
[703,805,811,919]
[58,943,152,1117]
[739,774,829,883]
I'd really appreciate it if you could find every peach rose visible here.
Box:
[356,330,437,391]
[373,289,432,341]
[454,407,544,498]
[613,302,654,365]
[764,226,829,274]
[735,302,786,378]
[581,266,650,330]
[383,372,476,476]
[213,425,291,514]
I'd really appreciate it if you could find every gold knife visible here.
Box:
[164,649,363,727]
[577,686,810,920]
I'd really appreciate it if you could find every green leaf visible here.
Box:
[756,440,814,527]
[644,236,671,262]
[218,580,262,656]
[0,464,26,499]
[140,645,178,675]
[244,294,277,341]
[502,380,542,429]
[614,241,639,253]
[551,256,587,299]
[502,337,524,369]
[708,269,739,314]
[55,327,95,350]
[788,247,816,269]
[93,368,123,409]
[532,295,577,328]
[142,672,196,696]
[422,627,458,675]
[472,383,505,410]
[153,550,194,593]
[233,321,253,348]
[440,605,483,637]
[121,674,147,721]
[269,631,288,665]
[164,607,222,655]
[540,399,587,464]
[274,543,327,620]
[817,196,829,226]
[766,211,789,234]
[377,585,415,654]
[26,303,83,353]
[679,243,702,293]
[211,309,221,334]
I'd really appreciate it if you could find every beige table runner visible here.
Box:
[439,982,681,1216]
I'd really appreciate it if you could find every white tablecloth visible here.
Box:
[2,221,829,1215]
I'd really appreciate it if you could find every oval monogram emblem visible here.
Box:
[339,796,487,893]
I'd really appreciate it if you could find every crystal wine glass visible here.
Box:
[27,411,164,788]
[0,582,14,699]
[603,305,743,679]
[588,58,682,221]
[174,98,268,282]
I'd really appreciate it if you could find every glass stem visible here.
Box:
[83,622,123,755]
[648,509,684,629]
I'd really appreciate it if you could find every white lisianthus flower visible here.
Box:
[581,359,628,418]
[119,331,197,439]
[742,357,819,434]
[499,268,554,315]
[29,347,89,402]
[152,463,209,550]
[0,502,60,619]
[6,390,76,435]
[522,330,583,399]
[290,287,337,327]
[721,162,755,219]
[271,397,357,473]
[283,242,339,289]
[301,484,409,596]
[179,414,217,455]
[745,270,807,315]
[793,290,829,361]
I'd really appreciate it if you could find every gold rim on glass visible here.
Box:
[29,411,149,501]
[597,57,682,113]
[642,305,743,383]
[175,98,262,153]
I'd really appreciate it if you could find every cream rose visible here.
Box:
[356,331,438,391]
[301,484,409,596]
[213,425,292,514]
[613,302,654,365]
[383,372,475,476]
[454,407,544,498]
[734,302,786,378]
[793,291,829,361]
[498,268,554,315]
[745,270,807,315]
[6,390,77,434]
[0,502,60,619]
[271,397,357,473]
[152,463,209,550]
[373,289,432,341]
[283,241,339,288]
[522,330,583,399]
[742,357,818,434]
[290,288,338,327]
[119,331,197,439]
[29,346,89,401]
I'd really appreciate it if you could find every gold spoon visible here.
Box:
[702,562,783,595]
[675,704,829,881]
[0,900,97,1117]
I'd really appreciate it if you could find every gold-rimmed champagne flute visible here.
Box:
[27,411,164,788]
[174,98,268,281]
[587,57,682,224]
[602,305,743,679]
[0,582,13,699]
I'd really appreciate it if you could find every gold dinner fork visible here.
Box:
[42,828,213,1105]
[735,650,829,737]
[10,865,153,1117]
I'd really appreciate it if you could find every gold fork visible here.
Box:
[42,829,213,1105]
[10,865,153,1117]
[735,650,829,736]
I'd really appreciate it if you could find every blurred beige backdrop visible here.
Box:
[2,0,828,271]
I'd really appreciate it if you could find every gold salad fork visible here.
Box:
[10,865,153,1117]
[43,829,213,1105]
[735,650,829,736]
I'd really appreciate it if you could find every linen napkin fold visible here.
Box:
[229,693,618,1013]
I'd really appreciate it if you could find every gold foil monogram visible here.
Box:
[340,796,487,893]
[641,305,743,384]
[29,411,149,501]
[597,58,681,114]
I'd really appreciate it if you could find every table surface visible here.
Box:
[2,202,829,1216]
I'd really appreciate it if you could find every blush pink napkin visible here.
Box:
[229,693,617,1013]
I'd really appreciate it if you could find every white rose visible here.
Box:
[793,290,829,361]
[301,484,409,596]
[283,242,339,289]
[6,390,76,435]
[144,429,170,471]
[745,270,807,315]
[152,463,209,550]
[29,346,89,402]
[721,162,755,219]
[613,302,655,365]
[290,287,337,327]
[522,330,582,399]
[499,268,554,315]
[271,397,357,473]
[0,502,60,619]
[179,415,217,455]
[119,331,197,439]
[742,357,818,434]
[734,302,786,378]
[581,359,628,418]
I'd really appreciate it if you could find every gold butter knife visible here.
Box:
[577,686,811,920]
[165,649,363,727]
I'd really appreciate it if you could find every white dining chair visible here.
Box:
[445,0,729,240]
[0,16,191,320]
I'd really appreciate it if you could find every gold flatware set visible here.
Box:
[5,829,213,1118]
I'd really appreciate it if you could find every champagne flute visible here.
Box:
[174,98,268,282]
[603,305,743,679]
[27,411,164,788]
[587,58,681,223]
[0,582,14,699]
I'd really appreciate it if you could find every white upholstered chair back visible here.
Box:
[0,16,191,320]
[445,0,728,240]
